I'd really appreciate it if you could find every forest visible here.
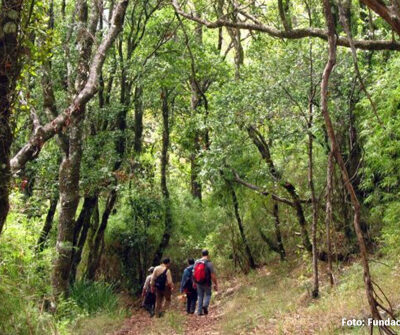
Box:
[2,0,400,334]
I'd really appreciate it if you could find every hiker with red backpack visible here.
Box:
[180,258,197,314]
[193,249,218,316]
[151,258,174,318]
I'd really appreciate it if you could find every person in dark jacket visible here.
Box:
[180,258,197,314]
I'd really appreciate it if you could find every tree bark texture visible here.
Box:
[230,185,256,269]
[325,151,335,286]
[86,190,116,280]
[36,190,59,252]
[52,115,84,296]
[0,0,23,234]
[272,201,286,261]
[308,77,319,298]
[152,89,172,265]
[134,85,144,153]
[52,0,99,296]
[69,195,98,284]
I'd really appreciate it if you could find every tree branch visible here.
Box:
[232,169,296,207]
[10,0,129,173]
[172,0,400,51]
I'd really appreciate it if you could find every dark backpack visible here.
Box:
[183,267,195,292]
[193,260,210,285]
[155,268,168,291]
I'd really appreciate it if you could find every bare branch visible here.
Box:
[172,0,400,51]
[232,169,296,207]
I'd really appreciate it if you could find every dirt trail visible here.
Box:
[110,298,223,335]
[182,306,222,335]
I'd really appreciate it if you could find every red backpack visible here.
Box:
[193,260,210,284]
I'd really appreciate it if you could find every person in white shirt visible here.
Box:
[142,267,155,316]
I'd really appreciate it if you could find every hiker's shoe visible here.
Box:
[157,311,165,318]
[150,310,155,318]
[203,307,208,315]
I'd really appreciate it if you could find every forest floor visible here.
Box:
[107,255,400,335]
[109,303,221,335]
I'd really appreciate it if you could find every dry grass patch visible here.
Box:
[214,256,400,335]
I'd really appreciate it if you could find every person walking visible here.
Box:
[180,258,197,314]
[193,249,218,316]
[151,258,174,318]
[142,266,156,317]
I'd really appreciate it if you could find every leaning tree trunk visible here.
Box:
[322,1,394,333]
[152,89,172,265]
[86,190,116,280]
[36,190,59,252]
[69,195,98,284]
[230,185,256,269]
[0,0,23,234]
[247,126,312,252]
[258,201,286,261]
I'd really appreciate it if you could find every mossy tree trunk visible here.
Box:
[0,0,24,234]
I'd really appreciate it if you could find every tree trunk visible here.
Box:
[134,85,144,153]
[152,89,172,265]
[307,73,319,298]
[190,133,202,200]
[258,202,286,261]
[309,123,319,298]
[85,201,99,278]
[69,195,98,284]
[52,0,99,296]
[86,190,117,280]
[325,151,335,286]
[272,201,286,261]
[322,2,394,332]
[230,185,256,269]
[52,116,84,296]
[36,190,59,252]
[225,9,244,80]
[247,126,312,252]
[0,0,23,234]
[188,20,204,201]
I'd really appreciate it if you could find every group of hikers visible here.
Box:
[141,249,218,318]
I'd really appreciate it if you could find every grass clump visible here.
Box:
[70,280,119,315]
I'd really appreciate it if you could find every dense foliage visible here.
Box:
[2,0,400,333]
